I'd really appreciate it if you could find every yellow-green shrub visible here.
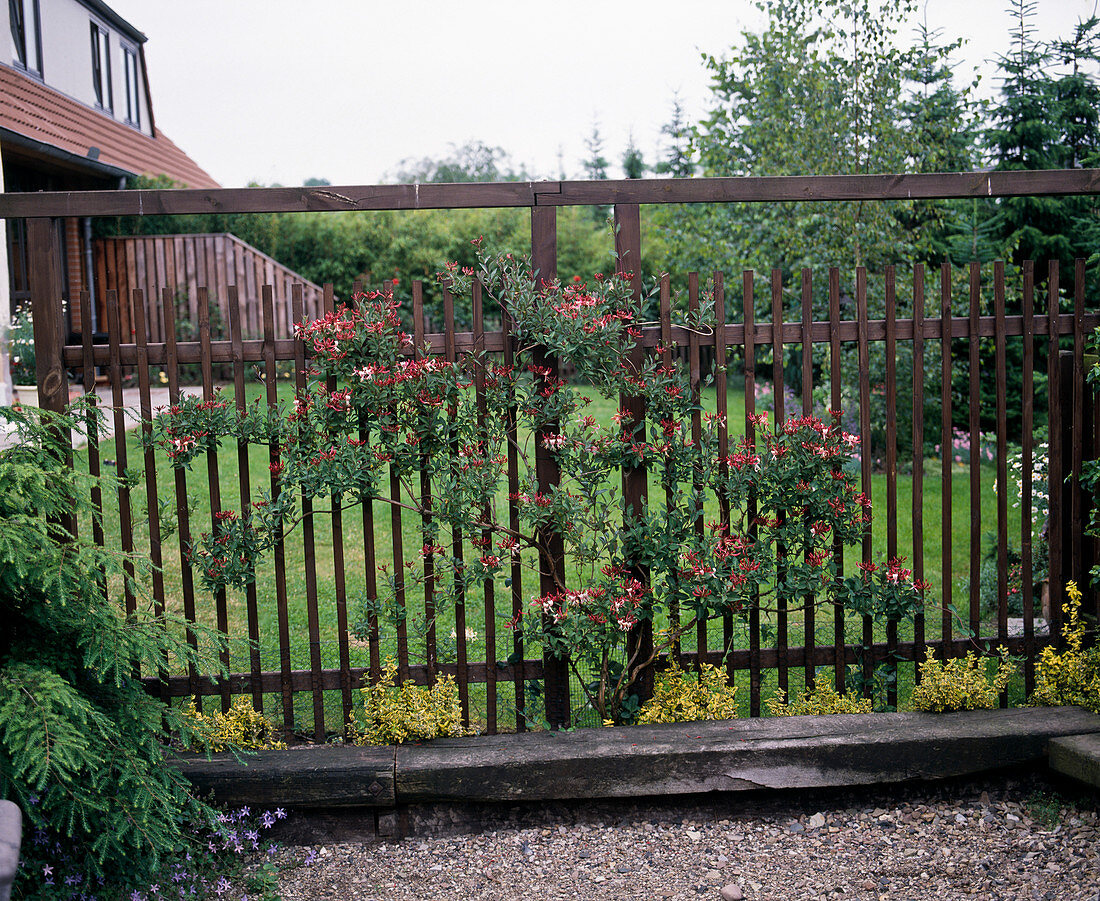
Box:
[1031,581,1100,714]
[181,696,287,752]
[909,648,1013,712]
[635,662,738,724]
[349,658,466,745]
[767,681,873,716]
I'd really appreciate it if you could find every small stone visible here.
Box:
[790,822,805,833]
[808,813,826,830]
[716,855,729,867]
[720,885,744,901]
[861,879,876,891]
[687,829,703,841]
[707,869,724,882]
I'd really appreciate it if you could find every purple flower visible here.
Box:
[274,808,286,820]
[42,865,53,876]
[260,813,275,829]
[130,891,146,901]
[245,830,258,843]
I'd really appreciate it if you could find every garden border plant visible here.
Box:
[0,401,287,899]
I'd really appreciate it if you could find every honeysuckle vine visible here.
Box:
[151,241,928,724]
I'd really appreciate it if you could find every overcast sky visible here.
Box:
[106,0,1097,188]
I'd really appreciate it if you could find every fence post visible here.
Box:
[613,203,654,704]
[530,206,571,728]
[26,218,73,534]
[27,218,68,417]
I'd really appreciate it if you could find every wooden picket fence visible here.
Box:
[4,172,1099,740]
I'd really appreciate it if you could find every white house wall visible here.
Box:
[11,0,151,139]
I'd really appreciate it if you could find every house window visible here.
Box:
[9,0,43,76]
[90,22,113,112]
[123,45,140,127]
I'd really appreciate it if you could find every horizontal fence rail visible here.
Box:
[2,169,1100,219]
[11,177,1100,740]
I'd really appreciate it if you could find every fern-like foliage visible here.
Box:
[0,401,227,894]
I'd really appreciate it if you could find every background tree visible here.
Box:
[622,132,647,179]
[653,92,695,178]
[389,140,532,184]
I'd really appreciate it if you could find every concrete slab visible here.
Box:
[1049,732,1100,789]
[175,706,1100,810]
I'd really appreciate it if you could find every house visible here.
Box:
[1,0,218,339]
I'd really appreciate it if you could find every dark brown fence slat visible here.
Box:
[229,285,263,711]
[473,278,498,734]
[1047,263,1063,642]
[828,267,845,692]
[1072,260,1086,593]
[104,289,137,620]
[162,288,201,702]
[689,272,706,667]
[321,283,354,734]
[262,285,295,738]
[292,285,326,739]
[133,290,166,694]
[855,268,873,694]
[940,264,953,656]
[714,272,733,676]
[1021,262,1036,693]
[884,267,898,710]
[78,290,105,561]
[531,205,570,728]
[800,268,814,691]
[412,281,438,684]
[660,275,680,660]
[354,279,380,686]
[911,267,926,682]
[443,286,470,726]
[770,269,788,695]
[968,263,982,639]
[501,299,526,731]
[199,286,232,713]
[994,264,1009,672]
[743,270,761,716]
[615,202,652,708]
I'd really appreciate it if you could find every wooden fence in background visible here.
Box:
[5,172,1099,740]
[92,233,325,343]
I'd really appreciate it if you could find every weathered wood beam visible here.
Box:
[4,170,1099,218]
[173,707,1100,810]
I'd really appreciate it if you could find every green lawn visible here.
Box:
[74,374,1031,735]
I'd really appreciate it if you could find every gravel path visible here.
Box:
[271,771,1099,901]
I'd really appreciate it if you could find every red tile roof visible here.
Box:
[0,63,219,189]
